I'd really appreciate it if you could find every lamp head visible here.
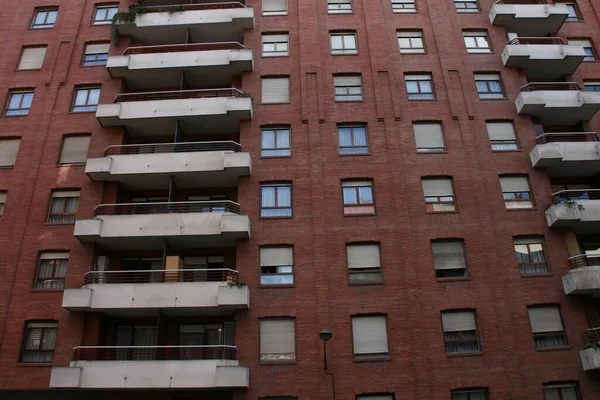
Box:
[319,330,333,342]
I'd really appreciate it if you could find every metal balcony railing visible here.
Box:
[103,141,242,156]
[584,328,600,346]
[123,42,246,55]
[520,82,582,92]
[83,268,238,285]
[507,37,564,45]
[143,2,247,13]
[569,254,600,270]
[93,200,240,217]
[551,189,600,201]
[72,345,237,361]
[113,88,246,103]
[535,132,600,144]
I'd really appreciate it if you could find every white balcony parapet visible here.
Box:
[502,37,586,80]
[50,345,249,389]
[489,1,569,37]
[563,255,600,296]
[530,133,600,176]
[515,82,600,125]
[545,190,600,232]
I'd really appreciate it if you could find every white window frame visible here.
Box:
[454,0,479,12]
[463,31,491,54]
[93,5,118,25]
[405,74,434,100]
[263,0,288,16]
[333,75,363,101]
[328,0,353,14]
[261,127,291,157]
[392,0,416,13]
[72,87,101,112]
[397,31,425,54]
[32,8,58,29]
[330,32,358,55]
[262,34,289,57]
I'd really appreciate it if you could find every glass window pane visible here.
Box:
[464,37,476,48]
[277,130,289,148]
[277,186,291,206]
[358,187,373,203]
[261,187,276,207]
[47,11,58,24]
[406,81,419,93]
[75,90,88,105]
[419,81,432,92]
[343,187,357,204]
[331,36,343,49]
[22,93,34,108]
[8,93,23,109]
[345,35,356,48]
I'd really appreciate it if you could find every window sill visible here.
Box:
[0,166,15,169]
[259,360,296,366]
[343,213,378,217]
[478,98,508,101]
[259,284,295,289]
[331,53,360,56]
[339,153,371,157]
[57,163,86,167]
[30,289,64,293]
[29,27,54,30]
[436,277,471,283]
[68,111,97,115]
[16,363,52,367]
[262,13,289,17]
[426,210,459,214]
[407,98,437,101]
[535,346,571,352]
[446,351,483,358]
[334,100,365,103]
[399,52,427,55]
[0,114,29,118]
[262,55,290,58]
[348,281,384,286]
[466,52,494,55]
[259,155,292,159]
[260,216,294,220]
[505,207,537,212]
[353,355,391,363]
[416,150,448,154]
[492,149,522,153]
[80,64,107,68]
[261,102,291,105]
[520,272,553,279]
[43,222,76,226]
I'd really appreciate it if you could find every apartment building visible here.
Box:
[0,0,600,399]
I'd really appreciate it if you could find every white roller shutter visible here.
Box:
[260,319,295,360]
[442,311,476,332]
[528,306,564,333]
[85,43,110,55]
[413,123,444,149]
[60,136,90,164]
[263,0,288,14]
[500,176,529,193]
[422,178,453,197]
[18,47,47,70]
[260,247,293,266]
[486,122,515,141]
[334,75,361,86]
[40,252,69,260]
[52,190,80,198]
[432,241,465,270]
[352,315,388,355]
[262,77,290,103]
[0,139,21,166]
[347,244,381,268]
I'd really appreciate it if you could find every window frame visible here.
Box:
[20,321,59,363]
[333,74,364,102]
[422,177,457,213]
[92,4,119,25]
[528,305,569,349]
[463,31,492,54]
[451,388,489,400]
[454,0,479,13]
[260,182,293,218]
[31,8,59,29]
[261,33,290,57]
[82,42,110,66]
[405,74,435,100]
[5,90,34,116]
[259,317,297,363]
[441,309,481,355]
[485,120,519,151]
[0,191,6,216]
[584,81,600,92]
[328,0,353,14]
[561,2,582,22]
[262,0,289,16]
[330,32,358,55]
[34,252,69,290]
[500,175,534,209]
[543,382,580,400]
[513,236,550,276]
[342,179,375,215]
[351,314,390,359]
[338,125,369,155]
[346,242,383,284]
[259,245,294,287]
[391,0,417,13]
[47,190,80,224]
[261,127,291,157]
[71,87,101,112]
[58,134,91,165]
[475,73,505,99]
[397,30,425,54]
[431,239,468,279]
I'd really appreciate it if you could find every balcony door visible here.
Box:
[123,258,163,283]
[179,324,223,360]
[183,256,225,282]
[116,326,157,360]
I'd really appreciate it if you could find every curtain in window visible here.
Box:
[22,327,56,362]
[444,330,479,353]
[277,186,291,206]
[277,130,289,148]
[338,128,353,146]
[262,131,275,148]
[358,187,373,203]
[262,187,276,208]
[353,129,367,146]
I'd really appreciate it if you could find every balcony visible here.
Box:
[74,201,250,249]
[50,345,248,389]
[545,190,600,233]
[114,3,254,45]
[562,254,600,296]
[63,268,249,314]
[95,88,252,137]
[489,0,569,37]
[530,133,600,176]
[515,83,600,125]
[107,43,254,90]
[86,141,251,189]
[580,328,600,371]
[502,38,586,80]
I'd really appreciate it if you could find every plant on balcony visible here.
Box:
[544,197,585,212]
[110,5,149,44]
[228,282,247,288]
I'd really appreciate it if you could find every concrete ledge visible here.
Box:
[50,367,82,388]
[515,91,600,124]
[489,4,569,36]
[562,266,600,296]
[546,200,600,232]
[530,142,600,176]
[580,347,600,371]
[502,44,585,80]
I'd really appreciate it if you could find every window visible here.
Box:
[261,183,292,217]
[263,0,288,15]
[0,138,21,167]
[405,74,434,100]
[499,176,533,209]
[262,77,290,104]
[333,75,363,101]
[397,31,425,54]
[568,39,596,61]
[584,81,600,92]
[563,3,581,21]
[454,0,478,12]
[93,5,118,25]
[475,74,504,99]
[527,305,568,348]
[59,135,91,164]
[342,180,374,214]
[260,319,295,361]
[18,47,47,70]
[432,240,467,278]
[544,382,580,400]
[72,87,100,112]
[261,127,290,156]
[34,252,68,289]
[347,243,382,283]
[48,190,80,223]
[330,32,358,55]
[514,237,550,275]
[392,0,416,13]
[486,121,518,151]
[260,246,294,285]
[338,125,369,155]
[441,310,480,354]
[463,31,491,53]
[452,388,488,400]
[0,192,6,215]
[422,178,456,212]
[357,395,393,400]
[83,43,110,66]
[32,8,58,29]
[21,322,58,363]
[413,122,445,152]
[5,90,34,116]
[328,0,353,13]
[352,315,389,357]
[262,34,289,57]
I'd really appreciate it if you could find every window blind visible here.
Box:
[347,244,381,268]
[500,176,529,192]
[28,322,58,329]
[261,247,293,266]
[358,396,393,400]
[422,178,453,196]
[85,43,110,55]
[0,139,21,166]
[474,73,500,81]
[262,77,290,103]
[568,39,592,47]
[334,75,361,86]
[262,34,288,43]
[528,306,564,333]
[514,237,543,245]
[40,252,69,260]
[263,0,288,13]
[442,311,476,332]
[352,315,388,354]
[0,192,6,203]
[52,190,80,198]
[413,123,444,149]
[342,181,372,187]
[60,136,90,164]
[18,47,47,70]
[260,319,295,359]
[432,241,465,270]
[486,122,515,141]
[405,74,431,80]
